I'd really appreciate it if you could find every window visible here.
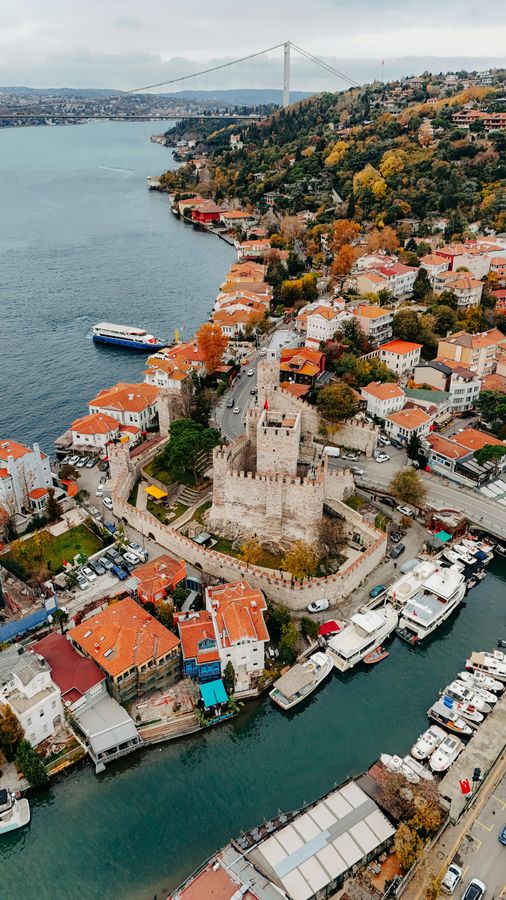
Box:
[52,700,57,708]
[27,717,32,725]
[39,709,45,717]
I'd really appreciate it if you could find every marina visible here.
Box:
[396,565,466,644]
[325,605,398,672]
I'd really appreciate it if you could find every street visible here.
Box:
[453,771,506,899]
[216,350,260,440]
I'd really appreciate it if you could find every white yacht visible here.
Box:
[0,789,30,834]
[427,700,474,736]
[447,679,496,708]
[387,560,438,609]
[326,605,398,672]
[380,754,420,784]
[411,725,446,761]
[459,670,504,694]
[269,652,332,711]
[460,538,495,565]
[466,650,506,683]
[430,735,464,774]
[440,696,484,725]
[92,322,165,351]
[396,566,466,644]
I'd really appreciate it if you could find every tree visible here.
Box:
[282,541,319,580]
[432,304,457,335]
[410,798,443,838]
[156,601,174,629]
[240,539,263,566]
[51,608,69,635]
[394,823,424,871]
[163,419,221,484]
[412,267,432,302]
[301,273,317,302]
[300,616,319,641]
[196,322,228,375]
[340,317,368,355]
[365,226,399,253]
[172,585,189,610]
[407,433,422,462]
[59,463,79,481]
[45,488,63,524]
[223,661,236,694]
[389,468,427,507]
[477,390,506,429]
[15,739,48,788]
[114,521,128,548]
[319,517,346,556]
[278,621,300,664]
[280,279,303,307]
[474,444,506,471]
[330,218,360,253]
[393,309,424,342]
[316,384,358,423]
[0,704,24,760]
[331,244,357,278]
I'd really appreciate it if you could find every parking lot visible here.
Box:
[449,771,506,899]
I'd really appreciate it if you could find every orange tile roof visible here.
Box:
[0,440,31,462]
[219,280,271,295]
[455,428,506,453]
[212,308,260,326]
[280,358,319,378]
[420,253,450,266]
[177,611,220,665]
[90,382,159,414]
[362,381,405,401]
[436,271,482,290]
[0,468,9,480]
[379,339,422,355]
[29,487,48,500]
[207,581,268,648]
[481,373,506,393]
[309,305,339,321]
[281,382,311,398]
[71,412,119,436]
[426,433,470,460]
[385,407,431,430]
[354,304,391,319]
[439,329,506,350]
[145,355,190,381]
[359,272,387,284]
[280,347,324,366]
[163,341,206,365]
[68,596,180,677]
[135,555,187,600]
[221,210,253,219]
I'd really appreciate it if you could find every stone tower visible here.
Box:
[256,408,301,477]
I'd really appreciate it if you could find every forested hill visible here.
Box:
[163,72,506,233]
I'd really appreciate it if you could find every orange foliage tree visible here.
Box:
[331,244,358,278]
[196,323,228,375]
[330,218,361,253]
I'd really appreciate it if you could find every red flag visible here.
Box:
[264,397,269,410]
[460,778,471,795]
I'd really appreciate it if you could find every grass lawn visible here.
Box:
[345,494,365,511]
[144,452,196,487]
[4,524,104,577]
[190,500,212,526]
[147,499,189,525]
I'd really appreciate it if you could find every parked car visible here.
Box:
[396,505,413,517]
[247,369,254,376]
[369,584,387,599]
[462,880,486,900]
[76,574,89,591]
[81,566,97,582]
[88,559,106,576]
[105,549,123,565]
[128,541,148,562]
[389,543,406,559]
[378,495,396,509]
[95,484,104,497]
[103,497,113,510]
[389,438,404,449]
[233,406,241,414]
[307,599,330,614]
[499,824,506,845]
[375,453,390,463]
[85,457,98,468]
[441,863,463,894]
[67,455,80,466]
[390,532,403,544]
[122,551,139,567]
[100,556,114,572]
[351,466,365,476]
[343,452,359,461]
[226,397,235,408]
[111,564,127,581]
[378,435,391,446]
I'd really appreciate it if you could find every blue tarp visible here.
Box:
[200,678,228,709]
[435,530,452,543]
[0,597,58,642]
[474,550,488,561]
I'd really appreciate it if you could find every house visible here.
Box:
[191,201,223,225]
[219,210,257,230]
[279,347,325,389]
[0,439,53,516]
[353,305,393,345]
[33,632,106,710]
[236,239,271,261]
[212,298,267,338]
[161,340,207,376]
[433,243,468,270]
[355,270,390,296]
[176,611,221,683]
[403,389,452,426]
[88,383,159,431]
[361,381,405,419]
[432,271,483,308]
[374,261,418,297]
[413,360,481,411]
[206,582,269,690]
[481,372,506,393]
[419,253,450,281]
[214,288,271,313]
[378,339,422,375]
[424,433,474,478]
[68,596,181,703]
[70,412,120,451]
[384,407,432,443]
[0,644,63,747]
[133,554,187,604]
[177,195,205,216]
[436,329,506,377]
[229,133,243,150]
[454,428,506,467]
[306,305,344,344]
[144,355,191,391]
[222,261,267,286]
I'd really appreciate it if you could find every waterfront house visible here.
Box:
[177,196,205,216]
[352,305,393,346]
[176,611,222,683]
[220,210,258,230]
[160,340,207,377]
[413,360,481,412]
[68,596,181,704]
[0,644,63,747]
[191,200,223,225]
[133,554,187,604]
[221,261,267,286]
[383,406,432,443]
[214,288,271,313]
[70,412,121,451]
[34,632,106,710]
[206,582,269,691]
[88,382,159,431]
[378,339,422,375]
[436,329,506,377]
[236,239,272,261]
[454,428,506,469]
[360,382,405,419]
[144,355,191,391]
[0,439,53,517]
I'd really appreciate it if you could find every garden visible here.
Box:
[1,523,106,580]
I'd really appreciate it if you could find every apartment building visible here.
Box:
[88,383,159,430]
[378,339,422,375]
[360,381,405,418]
[0,439,53,516]
[353,305,393,345]
[432,271,483,307]
[436,329,506,377]
[0,645,63,747]
[413,360,481,412]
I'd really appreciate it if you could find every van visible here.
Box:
[226,397,235,409]
[323,446,340,458]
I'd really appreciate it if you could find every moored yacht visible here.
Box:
[447,679,496,708]
[466,650,506,683]
[92,322,165,351]
[326,605,398,672]
[430,735,464,773]
[427,699,473,736]
[459,670,504,694]
[0,788,30,834]
[380,754,420,784]
[460,537,495,564]
[387,560,438,609]
[396,566,466,644]
[269,652,332,710]
[440,695,484,725]
[411,725,446,761]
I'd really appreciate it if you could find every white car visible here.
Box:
[76,574,89,591]
[82,566,97,582]
[102,497,113,510]
[307,599,330,614]
[247,369,254,376]
[128,541,148,562]
[375,453,390,463]
[378,435,391,446]
[351,466,365,476]
[95,484,104,497]
[233,406,241,414]
[67,455,80,466]
[397,505,413,516]
[122,551,139,566]
[76,457,88,468]
[441,863,463,895]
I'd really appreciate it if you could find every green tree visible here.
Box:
[477,391,506,429]
[407,433,422,462]
[432,304,457,335]
[163,419,221,484]
[0,704,24,761]
[412,267,432,302]
[59,463,79,481]
[223,661,236,694]
[339,318,367,355]
[474,444,506,472]
[392,309,424,342]
[45,488,63,524]
[389,468,427,507]
[278,621,300,664]
[301,616,319,641]
[172,585,189,611]
[15,739,48,788]
[51,608,69,635]
[316,384,358,423]
[267,603,291,643]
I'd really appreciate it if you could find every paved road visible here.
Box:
[452,771,506,899]
[216,350,260,440]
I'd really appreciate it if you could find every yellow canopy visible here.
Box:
[145,485,167,500]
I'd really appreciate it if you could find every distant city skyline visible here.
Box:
[1,0,505,90]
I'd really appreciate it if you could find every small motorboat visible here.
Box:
[427,700,473,736]
[401,755,434,781]
[380,753,420,784]
[430,735,464,773]
[441,696,483,725]
[499,639,506,649]
[466,577,478,591]
[411,726,446,761]
[445,680,494,711]
[459,670,504,694]
[495,542,506,557]
[364,646,389,665]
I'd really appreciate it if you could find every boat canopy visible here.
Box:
[273,665,314,699]
[319,620,340,636]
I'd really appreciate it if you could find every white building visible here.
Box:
[413,361,481,412]
[0,644,63,747]
[353,305,393,345]
[361,381,405,419]
[306,305,345,344]
[206,582,269,691]
[70,412,120,451]
[378,340,422,375]
[0,440,53,516]
[88,382,159,430]
[144,355,191,391]
[384,407,433,443]
[419,253,450,282]
[432,271,483,308]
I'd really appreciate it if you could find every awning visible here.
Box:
[319,620,340,636]
[200,678,228,709]
[144,485,167,500]
[434,530,452,543]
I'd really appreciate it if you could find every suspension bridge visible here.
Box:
[2,41,361,121]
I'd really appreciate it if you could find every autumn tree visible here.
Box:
[282,541,319,581]
[395,823,424,871]
[316,384,358,423]
[196,322,228,375]
[240,539,263,566]
[319,517,346,557]
[330,219,361,253]
[0,704,24,760]
[331,244,358,279]
[280,279,303,307]
[365,226,399,253]
[389,468,427,507]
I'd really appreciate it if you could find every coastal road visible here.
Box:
[454,771,506,898]
[216,350,261,441]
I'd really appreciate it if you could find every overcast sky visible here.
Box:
[1,0,506,90]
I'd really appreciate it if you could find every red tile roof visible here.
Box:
[379,339,422,355]
[385,407,431,430]
[177,611,220,665]
[33,633,105,702]
[71,412,119,435]
[207,581,269,648]
[135,555,187,601]
[455,428,506,453]
[89,382,159,414]
[362,381,404,401]
[426,433,470,461]
[0,440,31,462]
[29,487,48,500]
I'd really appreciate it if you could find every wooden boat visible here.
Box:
[364,646,389,665]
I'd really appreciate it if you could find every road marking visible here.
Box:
[474,819,493,832]
[500,886,506,899]
[492,794,506,809]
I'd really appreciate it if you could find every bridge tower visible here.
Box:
[283,41,291,108]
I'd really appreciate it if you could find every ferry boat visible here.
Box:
[326,604,398,672]
[466,650,506,683]
[411,725,446,761]
[92,322,165,351]
[269,652,332,710]
[0,788,30,834]
[427,699,474,736]
[396,566,466,644]
[459,670,504,694]
[430,735,464,774]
